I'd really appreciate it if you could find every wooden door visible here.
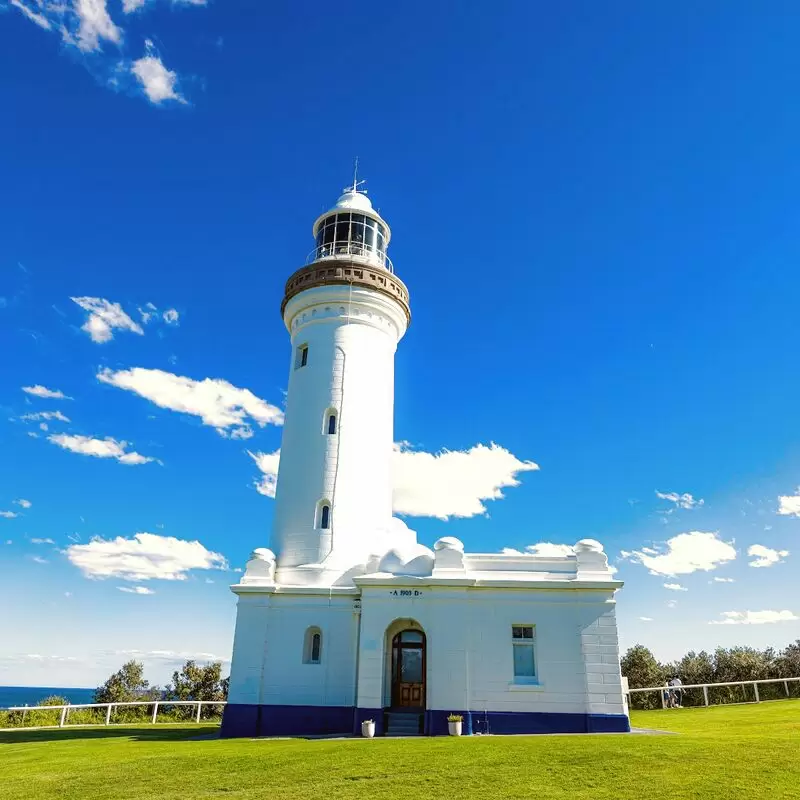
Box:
[391,630,426,708]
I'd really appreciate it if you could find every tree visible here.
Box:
[166,660,228,719]
[620,645,666,709]
[94,660,157,705]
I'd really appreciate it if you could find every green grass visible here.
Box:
[1,702,798,799]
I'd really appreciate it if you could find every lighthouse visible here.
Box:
[271,181,411,586]
[222,182,628,740]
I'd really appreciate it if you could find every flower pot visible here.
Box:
[361,720,375,738]
[448,721,462,736]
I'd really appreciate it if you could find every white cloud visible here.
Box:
[22,385,70,399]
[5,540,12,545]
[0,511,19,519]
[122,0,147,10]
[250,442,539,519]
[138,302,158,324]
[64,592,72,598]
[14,499,32,509]
[39,423,48,432]
[26,432,39,439]
[712,577,735,583]
[67,532,228,581]
[51,0,123,52]
[10,0,51,29]
[20,411,70,423]
[131,41,185,105]
[98,367,283,437]
[248,449,280,498]
[639,617,653,622]
[392,442,539,520]
[48,434,156,466]
[163,308,179,324]
[663,582,688,591]
[71,297,144,343]
[656,491,704,510]
[747,544,789,569]
[778,489,800,517]
[30,538,54,545]
[117,586,154,595]
[710,610,799,625]
[622,531,736,576]
[31,555,48,564]
[666,599,678,608]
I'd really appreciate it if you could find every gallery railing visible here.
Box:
[0,700,227,730]
[307,243,394,273]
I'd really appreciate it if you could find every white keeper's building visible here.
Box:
[221,184,629,738]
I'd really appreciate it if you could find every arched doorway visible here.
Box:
[391,629,426,708]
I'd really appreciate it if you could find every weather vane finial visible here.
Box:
[346,156,367,194]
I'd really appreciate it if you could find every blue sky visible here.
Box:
[2,1,800,688]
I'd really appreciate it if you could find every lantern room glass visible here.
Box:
[314,212,388,267]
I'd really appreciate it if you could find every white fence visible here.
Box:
[1,700,227,729]
[626,676,800,709]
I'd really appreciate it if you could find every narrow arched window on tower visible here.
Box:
[303,627,322,664]
[319,503,331,530]
[327,412,337,435]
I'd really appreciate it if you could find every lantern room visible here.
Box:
[310,188,393,272]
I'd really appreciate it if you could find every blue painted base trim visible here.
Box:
[220,704,630,738]
[220,703,354,738]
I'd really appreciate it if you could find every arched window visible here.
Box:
[327,412,337,435]
[303,627,322,664]
[318,502,331,530]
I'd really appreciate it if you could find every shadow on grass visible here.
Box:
[0,725,219,745]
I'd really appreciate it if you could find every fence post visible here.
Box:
[106,704,113,726]
[660,688,667,709]
[59,707,68,728]
[152,702,159,725]
[785,681,790,697]
[196,702,202,723]
[754,683,760,703]
[703,686,709,706]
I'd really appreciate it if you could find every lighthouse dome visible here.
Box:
[334,189,374,212]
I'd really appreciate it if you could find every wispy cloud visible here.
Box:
[622,532,736,576]
[22,385,71,400]
[712,577,735,583]
[71,297,144,343]
[98,367,283,438]
[747,544,789,569]
[663,582,688,591]
[710,610,798,625]
[14,499,32,509]
[20,411,70,423]
[655,490,704,511]
[31,555,48,564]
[117,586,154,595]
[30,538,54,545]
[67,532,227,581]
[48,434,157,466]
[501,543,575,557]
[10,0,51,29]
[0,511,20,519]
[639,617,653,622]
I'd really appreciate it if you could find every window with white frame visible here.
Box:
[512,625,536,680]
[303,627,322,664]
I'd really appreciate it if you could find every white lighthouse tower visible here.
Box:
[222,182,628,740]
[271,181,411,586]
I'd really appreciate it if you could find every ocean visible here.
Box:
[0,686,96,709]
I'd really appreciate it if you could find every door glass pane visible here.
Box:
[401,649,423,683]
[399,630,424,644]
[513,644,535,677]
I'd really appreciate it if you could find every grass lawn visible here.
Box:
[1,702,798,799]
